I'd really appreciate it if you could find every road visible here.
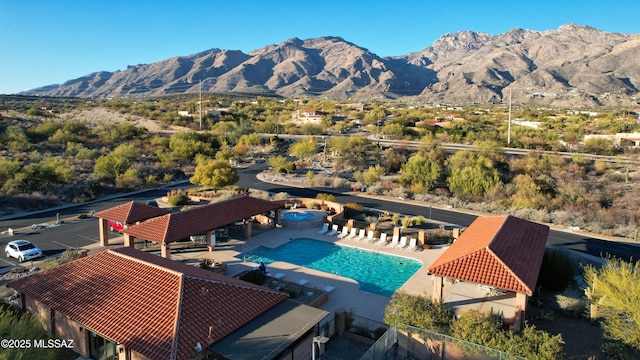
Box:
[1,164,638,269]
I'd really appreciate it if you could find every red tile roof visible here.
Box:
[428,215,549,295]
[121,195,283,243]
[94,201,170,224]
[9,247,287,360]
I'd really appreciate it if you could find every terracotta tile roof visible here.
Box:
[9,247,287,360]
[428,215,549,295]
[94,201,170,224]
[122,195,283,243]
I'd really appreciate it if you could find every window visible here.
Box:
[89,331,117,360]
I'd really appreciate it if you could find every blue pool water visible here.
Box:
[241,238,422,297]
[282,212,314,220]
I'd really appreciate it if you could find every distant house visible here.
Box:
[583,132,640,148]
[292,108,329,124]
[9,247,328,360]
[428,215,549,329]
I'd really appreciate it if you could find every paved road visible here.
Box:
[1,164,638,269]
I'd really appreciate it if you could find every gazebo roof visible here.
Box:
[428,215,549,295]
[94,201,170,224]
[121,195,283,243]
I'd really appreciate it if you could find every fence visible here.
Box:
[353,322,526,360]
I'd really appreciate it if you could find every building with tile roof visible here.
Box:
[428,215,549,328]
[9,247,328,360]
[94,201,171,247]
[95,195,284,260]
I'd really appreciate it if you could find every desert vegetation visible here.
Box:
[1,94,639,239]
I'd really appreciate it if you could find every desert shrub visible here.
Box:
[555,286,587,318]
[239,270,266,285]
[344,202,364,218]
[537,250,575,291]
[384,187,408,199]
[316,193,335,202]
[331,177,351,189]
[366,184,384,195]
[167,190,189,206]
[401,216,412,228]
[601,342,636,360]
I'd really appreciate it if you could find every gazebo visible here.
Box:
[120,195,284,259]
[428,215,549,329]
[94,201,171,246]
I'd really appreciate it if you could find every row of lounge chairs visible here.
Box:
[318,223,419,251]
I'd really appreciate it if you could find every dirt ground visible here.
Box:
[529,305,605,359]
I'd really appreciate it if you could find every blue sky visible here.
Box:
[1,0,638,94]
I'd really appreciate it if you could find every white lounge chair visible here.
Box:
[337,226,349,238]
[355,229,366,241]
[374,233,388,246]
[406,238,418,251]
[387,234,399,247]
[327,224,339,236]
[318,223,329,235]
[366,230,377,242]
[396,236,408,249]
[345,227,358,239]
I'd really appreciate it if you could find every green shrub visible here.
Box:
[167,190,189,206]
[316,193,335,202]
[538,250,575,291]
[239,270,266,285]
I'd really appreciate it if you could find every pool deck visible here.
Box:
[168,225,450,322]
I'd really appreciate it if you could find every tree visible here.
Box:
[0,304,66,360]
[289,138,318,160]
[267,155,295,173]
[584,258,640,350]
[399,153,442,191]
[169,131,213,160]
[94,154,130,180]
[190,159,239,188]
[363,164,385,186]
[383,291,453,333]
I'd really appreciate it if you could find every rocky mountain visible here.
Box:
[25,24,640,106]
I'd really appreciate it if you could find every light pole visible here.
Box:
[199,80,202,131]
[311,336,329,360]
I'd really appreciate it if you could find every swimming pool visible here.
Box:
[241,238,422,297]
[282,211,314,220]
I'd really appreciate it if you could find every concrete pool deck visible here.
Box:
[167,225,451,322]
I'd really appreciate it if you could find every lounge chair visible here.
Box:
[345,227,358,239]
[318,223,329,235]
[396,236,408,249]
[327,224,339,236]
[374,233,388,246]
[337,226,349,238]
[355,229,366,241]
[366,230,377,242]
[387,234,399,247]
[406,238,417,251]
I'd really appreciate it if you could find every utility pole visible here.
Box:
[507,89,512,146]
[199,80,202,131]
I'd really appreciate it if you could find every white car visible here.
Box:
[5,240,43,262]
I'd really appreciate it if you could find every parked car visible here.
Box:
[5,240,43,262]
[108,220,125,232]
[146,199,159,207]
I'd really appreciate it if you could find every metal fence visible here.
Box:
[355,323,526,360]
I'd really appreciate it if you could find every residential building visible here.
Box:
[9,247,328,360]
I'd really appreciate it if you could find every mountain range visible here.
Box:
[25,24,640,106]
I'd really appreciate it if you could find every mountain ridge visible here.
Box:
[24,24,640,106]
